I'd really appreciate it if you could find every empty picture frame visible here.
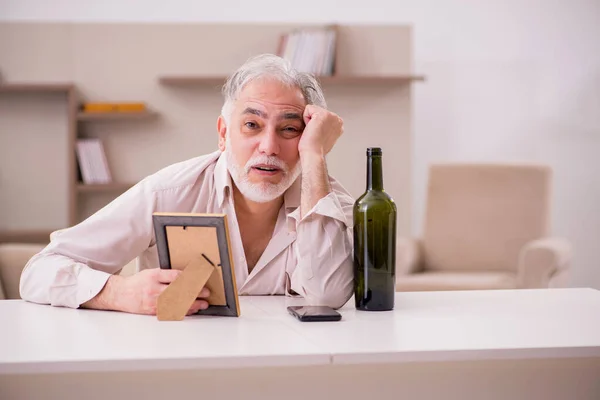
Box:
[152,212,240,317]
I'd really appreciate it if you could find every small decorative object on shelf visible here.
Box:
[82,102,147,113]
[77,102,157,121]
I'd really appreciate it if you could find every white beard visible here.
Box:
[224,137,302,203]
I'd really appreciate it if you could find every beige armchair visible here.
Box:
[0,238,137,300]
[0,243,46,300]
[396,163,572,292]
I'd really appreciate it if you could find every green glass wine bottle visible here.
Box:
[353,147,397,311]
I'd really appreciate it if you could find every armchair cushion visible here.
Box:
[395,237,423,275]
[396,271,517,292]
[0,243,46,300]
[422,164,551,273]
[518,237,572,288]
[0,239,138,301]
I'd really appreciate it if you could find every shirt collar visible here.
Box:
[214,151,232,209]
[283,176,301,210]
[214,151,301,212]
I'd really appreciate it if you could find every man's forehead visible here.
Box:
[241,99,304,111]
[235,79,306,109]
[240,105,304,121]
[235,97,305,118]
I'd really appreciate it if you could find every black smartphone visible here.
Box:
[287,305,342,322]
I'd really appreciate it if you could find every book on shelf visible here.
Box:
[81,102,147,113]
[276,27,337,77]
[75,138,112,184]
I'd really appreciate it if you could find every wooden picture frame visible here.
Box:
[152,212,240,317]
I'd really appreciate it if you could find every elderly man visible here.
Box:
[19,54,354,314]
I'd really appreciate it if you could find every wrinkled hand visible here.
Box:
[119,269,210,315]
[298,105,343,157]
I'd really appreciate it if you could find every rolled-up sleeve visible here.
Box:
[19,178,157,309]
[289,188,354,309]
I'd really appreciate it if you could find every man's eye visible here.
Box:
[283,127,298,132]
[245,122,257,129]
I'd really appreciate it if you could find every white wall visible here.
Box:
[2,0,599,289]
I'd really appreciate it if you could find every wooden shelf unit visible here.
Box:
[75,104,152,220]
[0,79,149,239]
[0,83,75,93]
[0,81,78,242]
[77,110,158,121]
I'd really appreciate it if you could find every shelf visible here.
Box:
[77,183,134,193]
[77,111,158,121]
[158,76,228,86]
[158,74,425,86]
[320,75,426,84]
[0,82,75,93]
[0,229,55,244]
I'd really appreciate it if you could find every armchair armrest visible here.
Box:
[396,237,423,276]
[517,237,572,289]
[0,275,5,300]
[0,243,47,299]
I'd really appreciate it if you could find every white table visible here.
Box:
[1,288,599,400]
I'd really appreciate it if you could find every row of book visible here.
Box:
[277,27,337,76]
[76,138,112,184]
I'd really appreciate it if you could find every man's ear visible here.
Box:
[217,116,227,152]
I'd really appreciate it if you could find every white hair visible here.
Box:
[221,54,327,124]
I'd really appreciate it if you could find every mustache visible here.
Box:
[244,155,289,173]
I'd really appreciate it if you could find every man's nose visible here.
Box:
[258,127,280,156]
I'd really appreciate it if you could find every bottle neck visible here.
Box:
[367,155,384,191]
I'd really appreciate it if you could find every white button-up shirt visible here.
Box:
[20,150,355,309]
